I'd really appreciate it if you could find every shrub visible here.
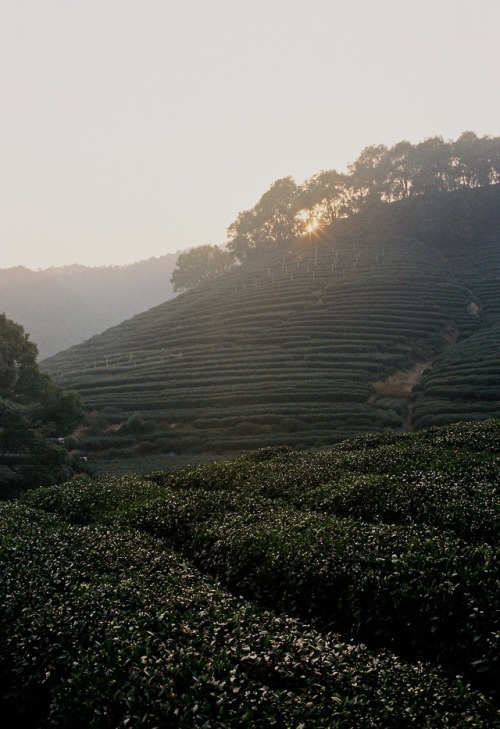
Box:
[3,502,496,727]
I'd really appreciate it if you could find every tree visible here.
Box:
[0,314,39,397]
[383,141,416,200]
[296,170,353,229]
[348,144,389,207]
[486,135,500,183]
[410,136,454,195]
[227,177,300,259]
[170,245,235,292]
[0,313,84,496]
[225,131,500,261]
[452,131,492,188]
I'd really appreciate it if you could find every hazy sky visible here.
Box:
[2,0,500,269]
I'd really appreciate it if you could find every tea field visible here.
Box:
[2,419,500,726]
[41,187,500,466]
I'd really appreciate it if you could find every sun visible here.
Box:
[305,220,319,234]
[296,210,320,237]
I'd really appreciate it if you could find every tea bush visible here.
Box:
[22,475,164,525]
[5,420,500,724]
[186,505,500,693]
[293,467,500,543]
[3,502,497,727]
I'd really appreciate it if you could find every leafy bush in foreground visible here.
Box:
[2,503,496,727]
[29,480,500,696]
[293,466,500,543]
[7,420,500,725]
[22,475,164,524]
[186,501,500,693]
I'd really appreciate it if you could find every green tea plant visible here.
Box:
[3,501,497,727]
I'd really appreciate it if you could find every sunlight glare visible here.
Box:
[296,209,320,237]
[306,220,319,234]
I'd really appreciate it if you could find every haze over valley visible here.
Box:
[0,254,179,359]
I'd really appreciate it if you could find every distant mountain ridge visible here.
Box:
[42,186,500,467]
[0,254,180,359]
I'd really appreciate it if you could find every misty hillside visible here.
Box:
[42,186,500,467]
[0,253,179,359]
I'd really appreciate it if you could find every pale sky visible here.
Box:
[1,0,499,269]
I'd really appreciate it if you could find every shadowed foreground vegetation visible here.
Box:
[2,420,500,726]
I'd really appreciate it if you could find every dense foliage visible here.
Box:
[0,314,83,496]
[170,244,235,292]
[170,133,500,294]
[2,420,499,726]
[228,132,500,258]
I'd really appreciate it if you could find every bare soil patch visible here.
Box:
[370,360,433,401]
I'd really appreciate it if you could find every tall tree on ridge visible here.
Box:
[170,244,235,292]
[348,144,389,208]
[227,177,300,259]
[297,170,353,228]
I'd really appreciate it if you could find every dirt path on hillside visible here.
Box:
[370,361,433,400]
[369,360,433,431]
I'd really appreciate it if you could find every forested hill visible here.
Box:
[0,253,179,359]
[41,184,500,468]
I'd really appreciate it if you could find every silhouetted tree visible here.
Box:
[226,132,500,256]
[453,131,493,188]
[171,245,235,292]
[486,136,500,183]
[348,144,389,207]
[383,141,416,200]
[227,177,300,259]
[297,170,353,228]
[410,136,454,195]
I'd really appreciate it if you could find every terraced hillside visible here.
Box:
[42,188,500,466]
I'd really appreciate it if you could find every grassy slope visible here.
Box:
[1,419,499,726]
[42,187,500,465]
